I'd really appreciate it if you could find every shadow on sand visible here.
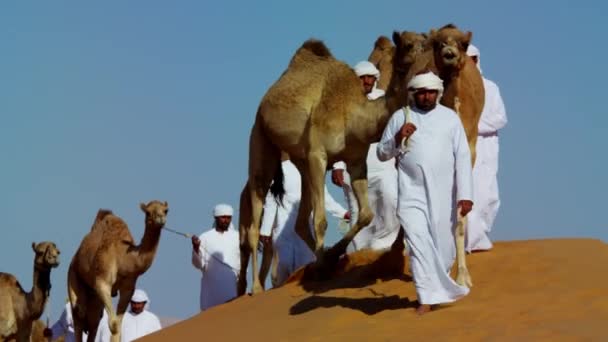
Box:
[289,228,416,315]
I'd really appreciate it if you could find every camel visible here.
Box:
[67,200,168,342]
[237,39,408,296]
[0,242,60,342]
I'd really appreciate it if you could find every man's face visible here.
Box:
[215,215,232,230]
[359,75,376,94]
[413,89,439,111]
[130,301,146,315]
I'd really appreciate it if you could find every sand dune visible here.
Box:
[143,239,608,341]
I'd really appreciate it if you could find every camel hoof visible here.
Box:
[252,282,264,295]
[456,268,473,288]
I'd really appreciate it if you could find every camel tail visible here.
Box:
[269,163,285,206]
[301,39,332,57]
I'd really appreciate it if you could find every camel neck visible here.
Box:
[26,266,51,319]
[134,224,162,272]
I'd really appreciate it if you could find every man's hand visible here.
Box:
[395,122,417,146]
[343,211,351,221]
[331,169,345,187]
[191,235,201,254]
[458,200,474,217]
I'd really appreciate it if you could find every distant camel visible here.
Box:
[0,242,60,342]
[68,201,168,342]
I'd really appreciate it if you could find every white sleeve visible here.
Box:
[377,110,405,161]
[454,119,473,201]
[324,185,347,218]
[191,234,206,271]
[478,80,507,134]
[332,161,346,170]
[260,190,278,237]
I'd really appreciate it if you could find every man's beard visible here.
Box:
[416,99,436,111]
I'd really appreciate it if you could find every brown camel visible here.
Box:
[0,242,60,342]
[238,39,405,296]
[67,200,168,342]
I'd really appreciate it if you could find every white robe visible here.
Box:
[377,104,472,305]
[50,303,88,342]
[467,78,507,252]
[334,143,400,251]
[191,226,240,311]
[119,310,161,342]
[260,160,347,286]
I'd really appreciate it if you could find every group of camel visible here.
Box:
[0,24,484,342]
[238,23,484,295]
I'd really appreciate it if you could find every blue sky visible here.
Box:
[1,0,605,320]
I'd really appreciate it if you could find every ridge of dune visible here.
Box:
[144,238,608,341]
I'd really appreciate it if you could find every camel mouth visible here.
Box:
[441,46,460,65]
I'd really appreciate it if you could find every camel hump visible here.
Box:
[94,209,114,223]
[300,39,332,58]
[374,36,393,50]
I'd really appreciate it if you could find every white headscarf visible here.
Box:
[407,71,444,106]
[131,289,150,310]
[466,44,482,74]
[213,203,233,217]
[354,61,385,100]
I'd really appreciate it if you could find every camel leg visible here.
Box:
[110,286,134,342]
[93,280,119,340]
[270,247,280,288]
[237,185,252,296]
[68,268,86,342]
[247,120,280,295]
[84,299,104,342]
[455,212,473,287]
[327,160,373,260]
[307,152,328,255]
[292,159,316,252]
[258,235,273,286]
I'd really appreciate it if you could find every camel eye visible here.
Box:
[164,209,169,215]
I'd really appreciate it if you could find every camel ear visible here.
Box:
[392,31,402,47]
[32,242,37,252]
[464,31,473,45]
[140,202,147,212]
[164,201,168,207]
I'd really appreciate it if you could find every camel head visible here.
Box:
[429,24,472,70]
[367,36,395,91]
[140,200,168,229]
[392,31,427,69]
[31,241,60,270]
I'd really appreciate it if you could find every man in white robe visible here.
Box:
[331,61,400,251]
[119,289,161,342]
[260,157,348,286]
[191,204,241,311]
[466,44,508,252]
[376,71,473,315]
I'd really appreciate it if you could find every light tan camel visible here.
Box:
[238,39,404,295]
[67,200,168,342]
[0,242,60,342]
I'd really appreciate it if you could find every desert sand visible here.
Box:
[143,238,608,341]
